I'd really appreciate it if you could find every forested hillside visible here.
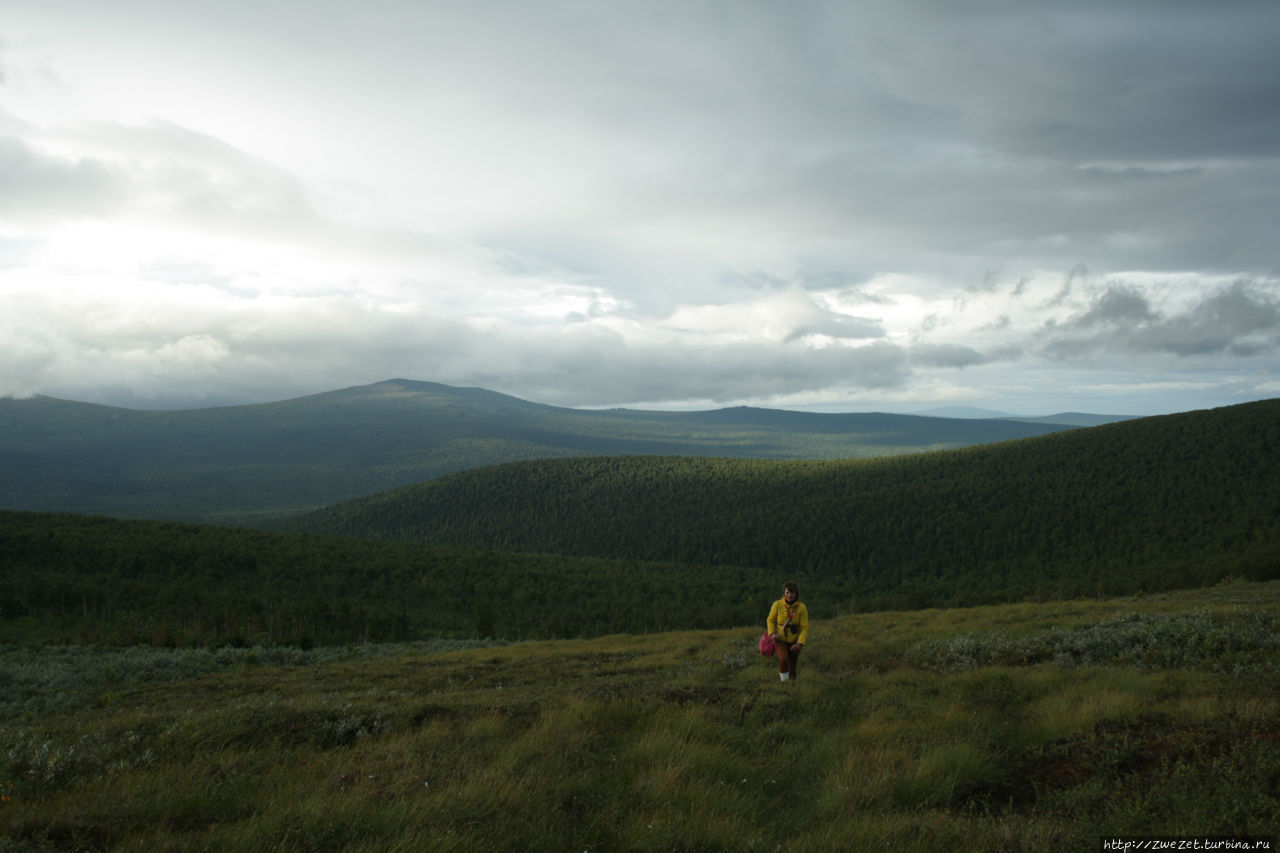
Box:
[6,399,1275,649]
[285,399,1280,609]
[0,511,776,646]
[0,378,1092,523]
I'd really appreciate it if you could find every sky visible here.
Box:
[2,0,1278,416]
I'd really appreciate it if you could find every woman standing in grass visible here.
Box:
[768,581,809,682]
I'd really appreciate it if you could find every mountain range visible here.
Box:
[0,378,1126,523]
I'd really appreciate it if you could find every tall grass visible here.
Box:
[4,580,1278,851]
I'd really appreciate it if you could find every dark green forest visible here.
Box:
[0,512,776,647]
[284,399,1280,609]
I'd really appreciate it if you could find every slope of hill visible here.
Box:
[0,510,775,647]
[7,583,1279,850]
[284,398,1280,609]
[0,379,1090,523]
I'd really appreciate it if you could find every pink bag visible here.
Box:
[758,631,776,657]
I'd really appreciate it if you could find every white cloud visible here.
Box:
[662,286,883,344]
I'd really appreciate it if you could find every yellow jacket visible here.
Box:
[767,598,809,645]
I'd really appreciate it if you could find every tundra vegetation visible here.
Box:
[2,581,1277,850]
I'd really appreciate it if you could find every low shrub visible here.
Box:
[917,610,1280,672]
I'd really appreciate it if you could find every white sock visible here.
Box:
[779,672,789,681]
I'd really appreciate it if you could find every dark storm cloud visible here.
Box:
[900,1,1280,164]
[1142,281,1280,356]
[1070,285,1157,327]
[736,1,1280,277]
[304,0,1279,288]
[1041,280,1280,359]
[908,344,989,370]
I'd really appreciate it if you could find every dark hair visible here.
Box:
[782,581,800,598]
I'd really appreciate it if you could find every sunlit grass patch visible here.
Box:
[892,741,1008,810]
[815,741,915,813]
[990,666,1167,746]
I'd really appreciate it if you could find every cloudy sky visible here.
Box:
[3,0,1278,415]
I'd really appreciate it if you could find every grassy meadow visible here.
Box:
[4,580,1279,851]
